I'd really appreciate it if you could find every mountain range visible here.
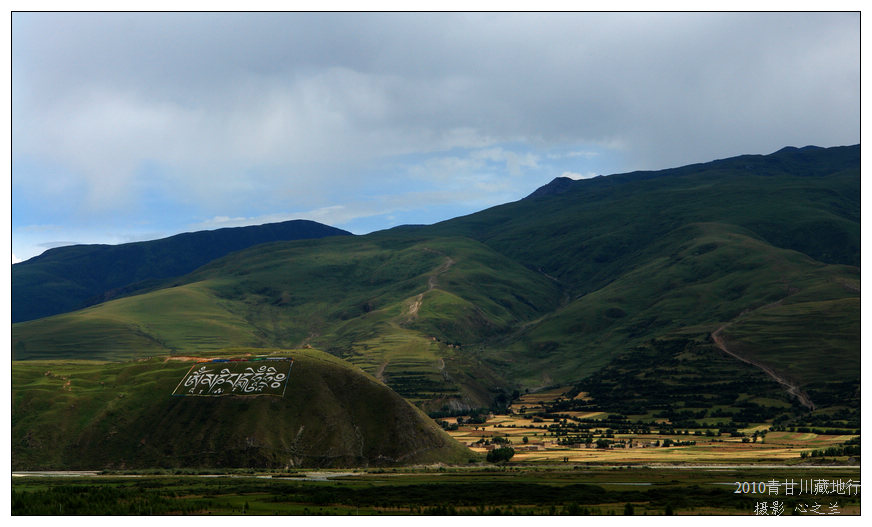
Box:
[12,144,860,467]
[12,219,350,323]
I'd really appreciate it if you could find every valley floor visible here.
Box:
[444,387,859,466]
[11,465,861,516]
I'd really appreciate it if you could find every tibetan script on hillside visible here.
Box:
[173,358,293,397]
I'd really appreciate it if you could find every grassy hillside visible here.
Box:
[717,297,860,408]
[428,145,859,290]
[13,235,561,408]
[12,348,473,469]
[482,222,860,393]
[12,282,273,361]
[12,219,351,323]
[11,145,860,416]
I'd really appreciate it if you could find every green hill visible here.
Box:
[12,219,351,323]
[481,222,859,389]
[13,235,560,409]
[12,145,860,415]
[12,348,473,469]
[428,145,859,289]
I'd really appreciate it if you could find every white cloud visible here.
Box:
[402,147,546,199]
[197,216,249,228]
[11,12,859,252]
[472,148,539,176]
[548,151,600,159]
[188,208,351,232]
[186,183,518,236]
[561,171,597,180]
[19,224,65,233]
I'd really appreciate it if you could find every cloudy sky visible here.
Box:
[11,12,860,262]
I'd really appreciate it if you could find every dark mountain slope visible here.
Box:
[482,222,859,395]
[525,176,576,199]
[428,145,859,294]
[12,220,351,323]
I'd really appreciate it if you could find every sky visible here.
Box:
[10,11,860,263]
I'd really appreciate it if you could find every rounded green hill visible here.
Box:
[12,348,473,470]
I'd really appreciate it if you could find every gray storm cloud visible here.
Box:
[12,11,859,232]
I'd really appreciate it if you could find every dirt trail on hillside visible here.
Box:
[376,361,388,382]
[407,294,423,318]
[710,299,815,410]
[403,250,456,320]
[426,253,456,291]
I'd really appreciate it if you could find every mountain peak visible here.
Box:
[524,176,578,199]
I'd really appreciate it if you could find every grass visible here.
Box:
[13,235,559,407]
[11,466,861,515]
[11,145,860,415]
[483,223,859,388]
[719,298,860,387]
[429,145,859,286]
[12,282,270,360]
[12,348,473,470]
[12,219,350,323]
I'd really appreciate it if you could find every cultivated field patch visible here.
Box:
[445,386,858,467]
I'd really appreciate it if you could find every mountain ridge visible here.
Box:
[524,176,578,199]
[12,145,860,416]
[12,219,352,323]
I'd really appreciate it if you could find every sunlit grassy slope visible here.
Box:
[12,145,860,411]
[13,236,561,407]
[12,348,473,470]
[12,219,351,323]
[12,282,270,361]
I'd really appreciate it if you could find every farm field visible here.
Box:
[444,388,860,466]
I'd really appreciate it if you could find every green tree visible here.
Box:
[486,446,515,463]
